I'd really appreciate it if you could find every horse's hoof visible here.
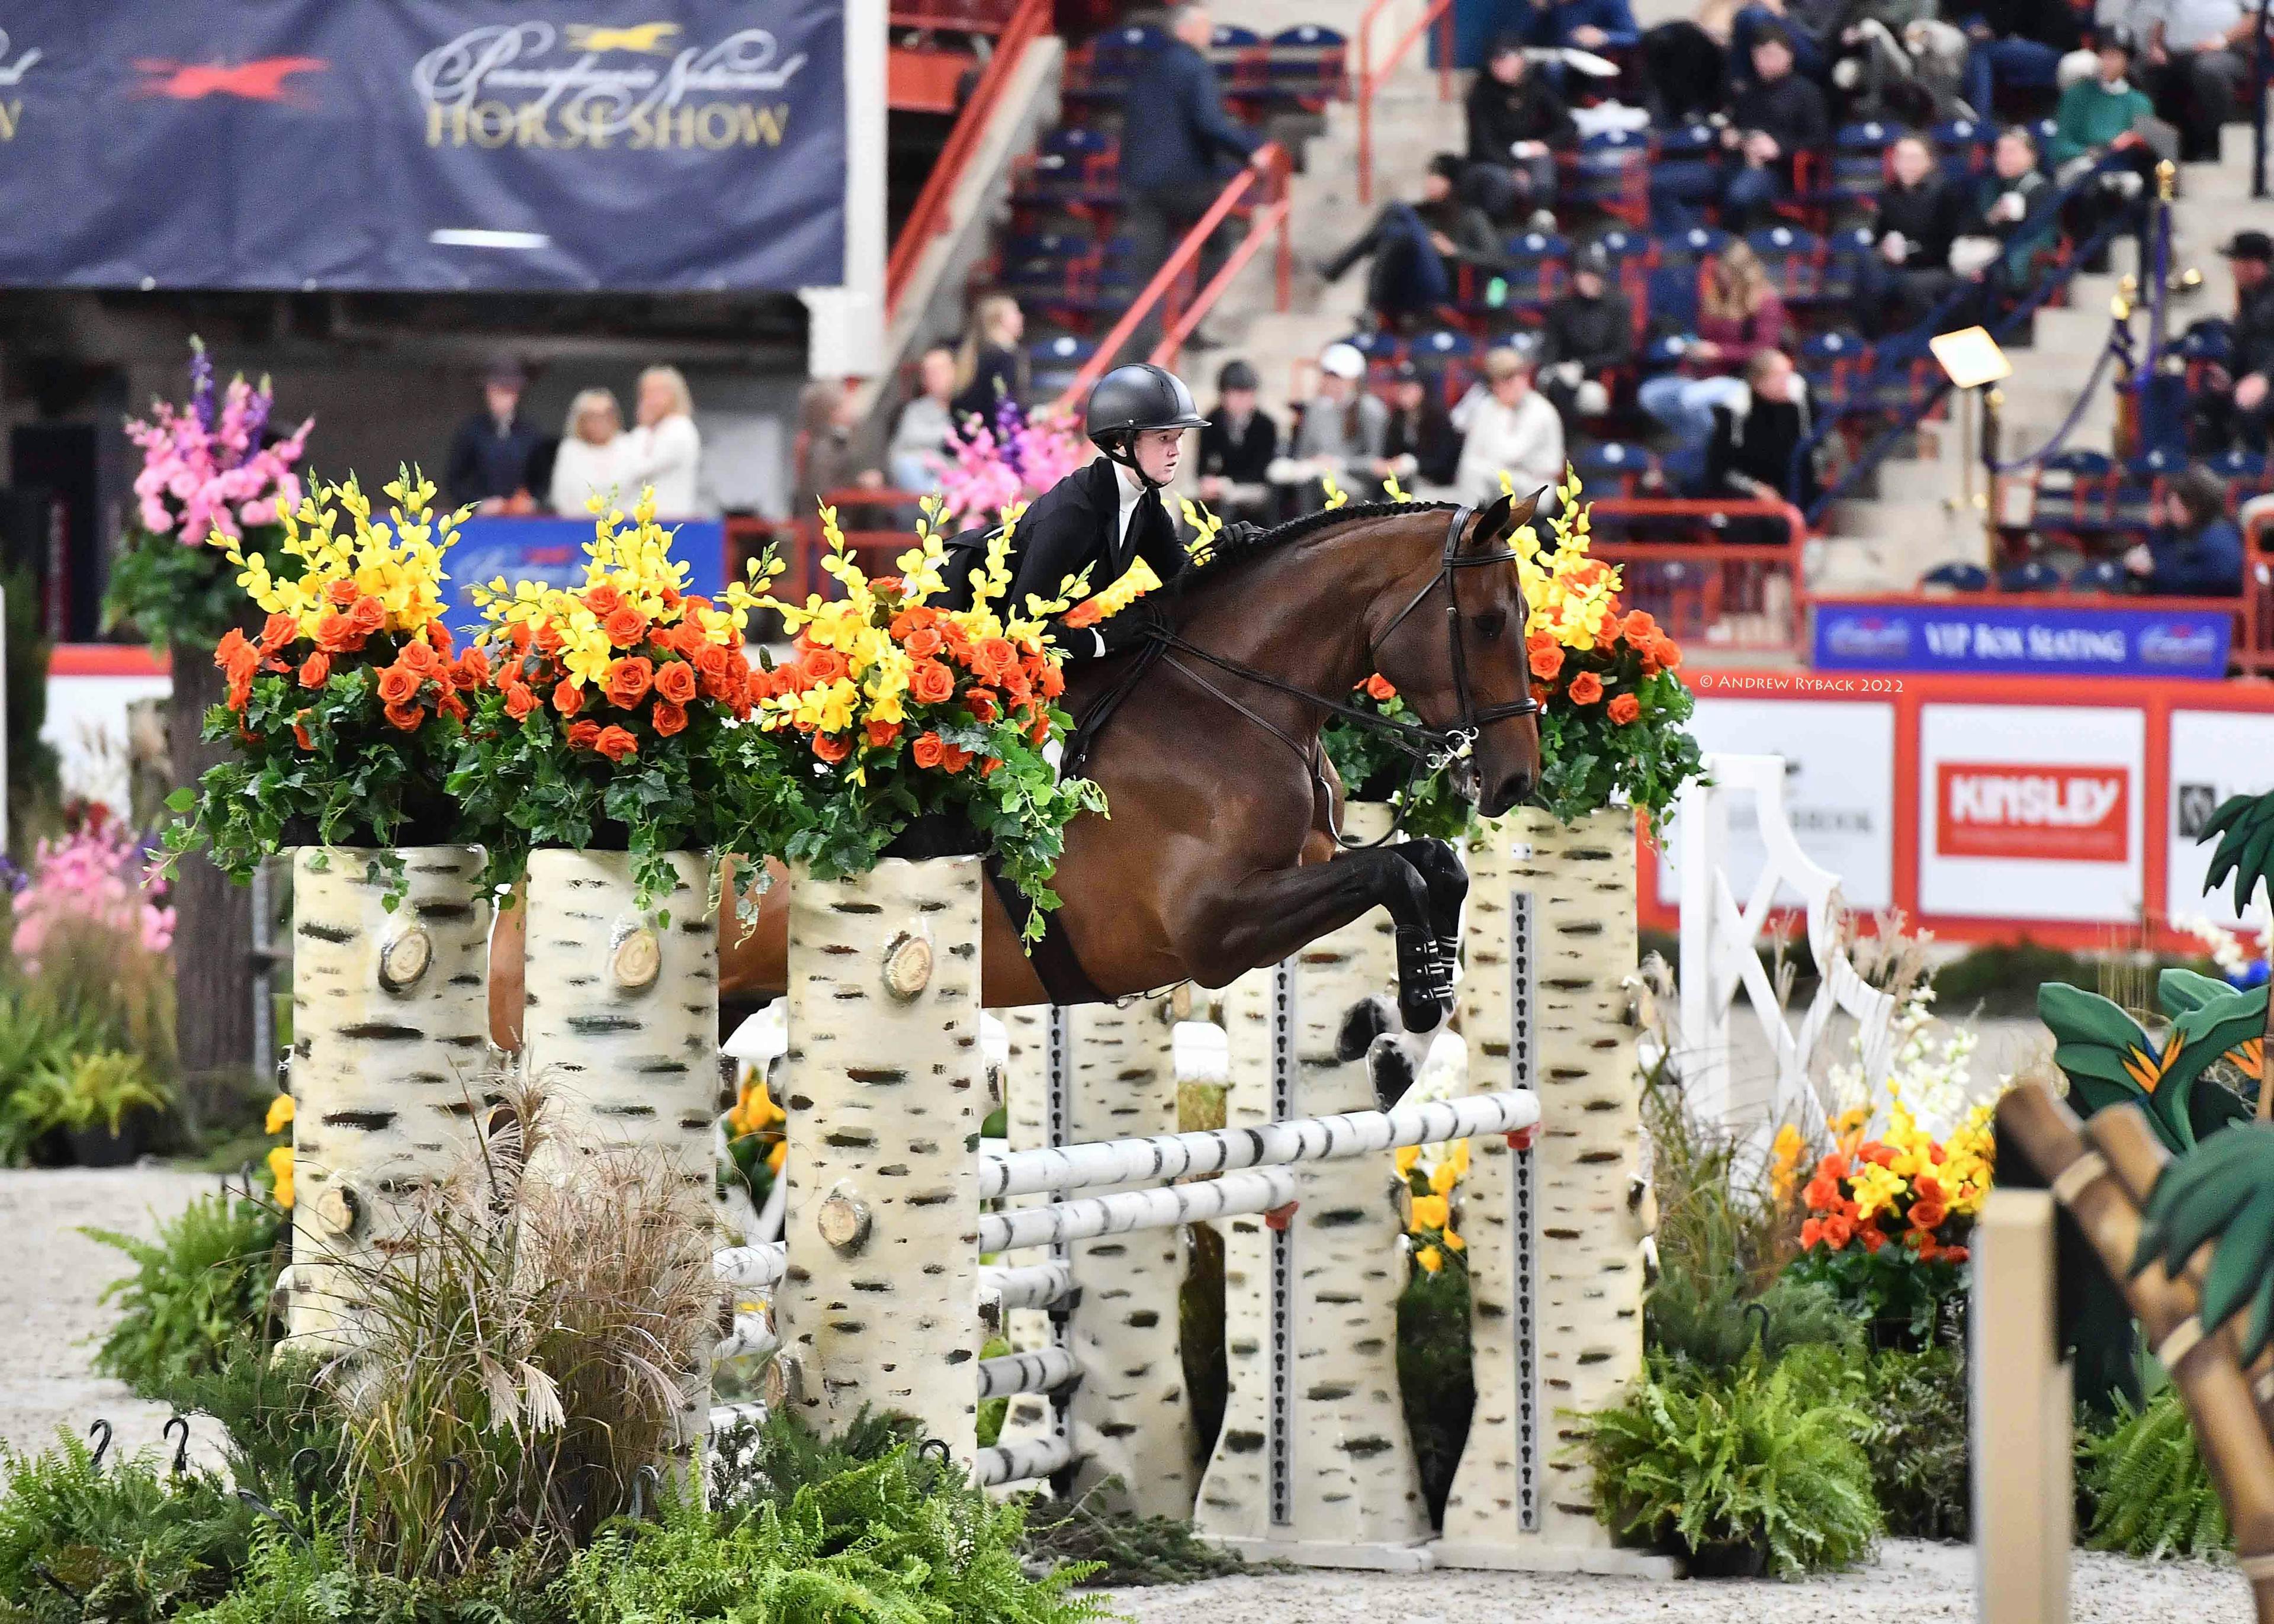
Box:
[1366,1031,1418,1112]
[1335,994,1397,1064]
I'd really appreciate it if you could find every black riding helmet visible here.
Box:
[1085,363,1207,486]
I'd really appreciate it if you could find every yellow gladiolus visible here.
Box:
[267,1144,296,1210]
[1443,1229,1466,1253]
[265,1094,296,1135]
[1393,1144,1421,1177]
[1415,1244,1444,1274]
[1410,1192,1450,1231]
[1428,1159,1460,1197]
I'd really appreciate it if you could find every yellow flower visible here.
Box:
[1428,1159,1460,1197]
[265,1094,296,1135]
[1415,1244,1443,1274]
[1393,1145,1421,1177]
[267,1144,296,1210]
[1443,1229,1466,1253]
[1410,1192,1450,1231]
[766,1140,787,1174]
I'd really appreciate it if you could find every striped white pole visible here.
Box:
[979,1167,1296,1253]
[982,1090,1540,1200]
[977,1345,1081,1402]
[975,1433,1080,1488]
[715,1244,788,1290]
[980,1260,1075,1316]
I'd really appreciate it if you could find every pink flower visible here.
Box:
[8,817,172,975]
[122,343,311,548]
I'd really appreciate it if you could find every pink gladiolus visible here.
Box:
[123,341,310,548]
[9,815,174,977]
[937,403,1090,527]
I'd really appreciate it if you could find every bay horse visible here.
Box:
[487,492,1543,1043]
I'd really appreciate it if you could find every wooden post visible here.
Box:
[1973,1188,2070,1624]
[285,845,489,1343]
[774,856,984,1456]
[1196,802,1433,1569]
[1438,809,1669,1575]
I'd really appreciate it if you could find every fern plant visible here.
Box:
[1582,1350,1881,1577]
[84,1189,287,1401]
[2080,1384,2230,1559]
[1857,1347,1970,1541]
[1646,1271,1861,1372]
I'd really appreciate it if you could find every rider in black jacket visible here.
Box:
[1004,364,1209,663]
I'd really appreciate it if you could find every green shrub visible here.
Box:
[159,1347,344,1507]
[169,1533,562,1624]
[1582,1350,1881,1577]
[0,1434,263,1622]
[2080,1385,2230,1559]
[1646,1271,1860,1372]
[85,1190,286,1401]
[1397,1260,1474,1526]
[1857,1347,1970,1541]
[1020,1493,1248,1588]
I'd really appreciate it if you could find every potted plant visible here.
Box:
[106,338,313,1084]
[2,1051,174,1168]
[159,467,493,1343]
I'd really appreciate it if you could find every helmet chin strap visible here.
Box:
[1106,435,1167,490]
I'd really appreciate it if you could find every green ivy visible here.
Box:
[1528,667,1704,840]
[1319,687,1476,843]
[104,532,253,655]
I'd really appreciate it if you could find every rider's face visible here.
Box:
[1132,426,1184,484]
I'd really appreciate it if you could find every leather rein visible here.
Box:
[1139,503,1539,844]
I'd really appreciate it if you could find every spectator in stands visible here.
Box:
[2205,230,2274,448]
[1378,361,1463,489]
[2051,30,2154,172]
[548,388,627,516]
[1963,0,2080,121]
[2142,0,2254,162]
[1451,349,1567,504]
[794,378,883,517]
[1642,2,1739,122]
[953,295,1029,427]
[1639,241,1790,445]
[889,346,960,493]
[1275,343,1389,505]
[1515,0,1643,52]
[1539,243,1636,429]
[1728,0,1836,86]
[445,354,540,513]
[1120,3,1272,349]
[1691,349,1817,507]
[2126,464,2245,592]
[1953,124,2058,301]
[1464,37,1576,226]
[1319,155,1505,327]
[1857,132,1965,333]
[1198,359,1280,522]
[1721,25,1831,226]
[622,365,710,517]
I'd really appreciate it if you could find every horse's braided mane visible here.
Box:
[1162,499,1459,600]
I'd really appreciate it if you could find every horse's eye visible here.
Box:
[1473,609,1507,639]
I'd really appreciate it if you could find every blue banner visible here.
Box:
[0,4,843,291]
[1812,599,2234,680]
[443,516,725,641]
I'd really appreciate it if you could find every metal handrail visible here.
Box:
[1150,194,1293,371]
[1051,143,1288,411]
[885,0,1053,318]
[1356,0,1456,206]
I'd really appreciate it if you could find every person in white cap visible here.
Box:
[1271,342,1390,507]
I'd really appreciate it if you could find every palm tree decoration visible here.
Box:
[2200,790,2274,1120]
[2038,969,2263,1154]
[2133,1121,2274,1367]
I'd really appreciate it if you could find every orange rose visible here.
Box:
[903,623,947,658]
[981,756,1002,777]
[966,689,999,723]
[908,659,955,706]
[383,701,423,732]
[910,731,946,769]
[1061,600,1102,629]
[1607,692,1640,726]
[695,642,735,694]
[605,657,654,708]
[939,741,974,772]
[293,712,313,751]
[567,719,602,749]
[804,648,849,684]
[535,621,564,654]
[503,681,537,721]
[1527,642,1563,681]
[871,574,903,594]
[861,717,899,748]
[1859,1226,1887,1254]
[654,660,698,704]
[397,641,441,680]
[298,651,331,689]
[973,638,1019,681]
[216,628,258,679]
[377,665,422,707]
[426,621,455,655]
[1653,636,1682,670]
[1820,1214,1854,1250]
[437,690,468,723]
[1530,682,1551,706]
[1568,671,1604,706]
[509,622,534,653]
[603,606,650,649]
[812,732,852,764]
[314,613,361,654]
[1799,1217,1823,1248]
[452,648,490,690]
[259,612,299,654]
[1595,618,1621,652]
[1028,713,1051,745]
[583,583,625,616]
[593,725,638,762]
[349,597,386,636]
[553,678,584,717]
[652,698,688,738]
[325,578,361,609]
[1364,673,1396,702]
[1039,663,1065,699]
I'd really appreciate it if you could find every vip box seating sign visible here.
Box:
[0,3,846,291]
[1812,599,2233,680]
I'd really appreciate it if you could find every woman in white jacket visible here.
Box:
[547,388,628,515]
[624,365,711,516]
[1451,348,1565,504]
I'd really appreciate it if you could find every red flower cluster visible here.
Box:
[1798,1148,1970,1265]
[218,605,484,747]
[1524,609,1682,713]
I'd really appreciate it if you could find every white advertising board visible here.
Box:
[1654,696,1897,911]
[2167,708,2274,928]
[1916,702,2144,923]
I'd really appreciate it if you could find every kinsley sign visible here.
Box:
[1812,599,2232,680]
[1935,762,2130,863]
[0,3,845,292]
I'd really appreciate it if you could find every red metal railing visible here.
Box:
[1356,0,1455,206]
[889,0,1024,31]
[1590,498,1812,657]
[1050,143,1292,411]
[885,0,1053,319]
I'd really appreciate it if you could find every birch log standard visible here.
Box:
[1439,810,1665,1575]
[774,856,984,1457]
[287,845,489,1343]
[995,1005,1058,1453]
[1196,802,1433,1569]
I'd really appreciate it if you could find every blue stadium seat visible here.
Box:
[1656,122,1719,157]
[1345,329,1403,358]
[2070,558,2127,591]
[1572,440,1652,493]
[1409,328,1476,363]
[1748,224,1824,298]
[1998,558,2062,592]
[1919,561,1990,590]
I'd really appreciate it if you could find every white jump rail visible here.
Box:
[979,1167,1297,1252]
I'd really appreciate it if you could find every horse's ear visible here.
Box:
[1461,487,1539,553]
